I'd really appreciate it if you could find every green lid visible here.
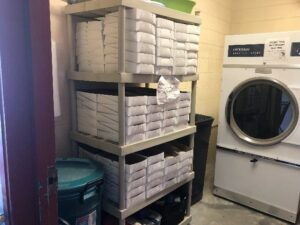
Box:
[56,158,104,194]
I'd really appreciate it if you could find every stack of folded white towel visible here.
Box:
[176,92,192,130]
[173,22,188,75]
[155,18,174,76]
[163,101,178,134]
[186,25,200,74]
[163,146,179,188]
[175,143,193,183]
[140,150,165,198]
[103,9,156,74]
[97,92,148,144]
[76,88,192,144]
[81,148,147,208]
[77,91,98,136]
[76,21,104,73]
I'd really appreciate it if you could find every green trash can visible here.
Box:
[57,158,104,225]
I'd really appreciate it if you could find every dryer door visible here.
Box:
[226,77,299,146]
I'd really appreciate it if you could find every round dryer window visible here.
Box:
[226,77,299,146]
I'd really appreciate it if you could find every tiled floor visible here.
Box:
[190,127,295,225]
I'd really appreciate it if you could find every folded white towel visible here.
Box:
[174,32,187,42]
[146,112,163,122]
[164,110,177,119]
[157,28,174,39]
[163,118,178,127]
[104,41,155,55]
[187,34,200,43]
[157,38,173,48]
[174,41,186,50]
[175,23,187,33]
[105,54,118,64]
[187,58,198,66]
[187,25,201,35]
[127,32,156,45]
[104,45,118,55]
[174,49,186,58]
[126,62,155,74]
[179,92,192,101]
[178,100,191,109]
[186,66,197,74]
[156,47,172,58]
[186,43,199,51]
[156,57,173,66]
[105,64,118,73]
[177,107,191,116]
[127,8,156,24]
[127,41,155,54]
[147,121,162,131]
[157,18,174,30]
[163,126,175,134]
[146,129,161,139]
[155,66,173,76]
[127,19,156,34]
[126,52,155,64]
[173,67,187,75]
[187,52,198,59]
[104,20,156,35]
[126,133,146,145]
[90,65,104,73]
[104,36,118,45]
[174,58,186,67]
[88,21,103,30]
[178,115,190,123]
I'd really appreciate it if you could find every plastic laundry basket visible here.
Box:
[57,158,104,225]
[152,0,196,13]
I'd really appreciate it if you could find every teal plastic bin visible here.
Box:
[57,158,104,225]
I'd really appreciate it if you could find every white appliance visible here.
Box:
[214,31,300,223]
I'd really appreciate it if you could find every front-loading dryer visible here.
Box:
[214,31,300,223]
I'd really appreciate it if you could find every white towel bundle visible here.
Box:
[76,21,105,73]
[97,93,148,144]
[186,25,200,74]
[172,22,188,75]
[103,10,156,74]
[155,18,174,76]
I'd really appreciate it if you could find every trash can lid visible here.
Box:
[56,158,104,194]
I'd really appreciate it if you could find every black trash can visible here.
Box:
[180,114,214,205]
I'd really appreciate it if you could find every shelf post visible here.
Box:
[186,181,193,217]
[67,14,78,156]
[118,6,126,74]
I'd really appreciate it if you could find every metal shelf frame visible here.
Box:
[68,71,199,83]
[66,1,200,224]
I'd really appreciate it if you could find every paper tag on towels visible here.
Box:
[157,76,180,105]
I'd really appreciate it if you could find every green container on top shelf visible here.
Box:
[57,158,104,225]
[152,0,196,13]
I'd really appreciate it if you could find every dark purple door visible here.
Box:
[0,0,58,224]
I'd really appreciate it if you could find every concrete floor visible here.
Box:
[190,127,295,225]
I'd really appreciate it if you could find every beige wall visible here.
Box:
[193,0,233,125]
[50,0,71,157]
[231,0,300,34]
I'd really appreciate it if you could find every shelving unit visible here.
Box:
[65,1,200,224]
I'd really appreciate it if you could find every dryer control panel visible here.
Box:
[228,44,265,57]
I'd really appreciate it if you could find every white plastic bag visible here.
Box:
[157,76,180,105]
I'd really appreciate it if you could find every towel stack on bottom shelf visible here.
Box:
[139,150,165,198]
[80,141,193,208]
[76,21,105,73]
[103,9,156,74]
[81,148,147,208]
